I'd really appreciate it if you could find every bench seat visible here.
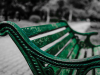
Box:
[0,20,100,75]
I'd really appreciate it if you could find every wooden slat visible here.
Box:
[86,48,92,57]
[93,46,100,75]
[58,45,80,75]
[71,48,86,75]
[40,33,69,51]
[71,48,93,75]
[93,46,100,55]
[78,49,86,59]
[30,27,66,40]
[86,48,93,75]
[45,33,74,55]
[21,22,67,37]
[69,45,80,59]
[71,70,77,75]
[31,28,71,48]
[50,39,77,75]
[57,39,77,58]
[59,69,70,75]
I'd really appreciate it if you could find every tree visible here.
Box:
[68,0,92,9]
[65,0,93,21]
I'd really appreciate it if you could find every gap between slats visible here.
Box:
[44,33,74,55]
[41,33,70,51]
[72,48,93,75]
[93,46,100,75]
[30,27,71,48]
[22,22,67,37]
[58,44,80,75]
[49,39,78,75]
[29,27,66,40]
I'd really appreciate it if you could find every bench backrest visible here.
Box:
[21,20,80,55]
[21,21,80,75]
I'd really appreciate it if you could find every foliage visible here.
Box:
[29,15,41,23]
[67,0,93,9]
[1,0,100,21]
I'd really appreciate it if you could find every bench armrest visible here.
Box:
[59,20,98,36]
[70,27,99,47]
[73,30,98,36]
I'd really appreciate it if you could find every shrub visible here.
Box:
[50,17,59,22]
[29,15,41,23]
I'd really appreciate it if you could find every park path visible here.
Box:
[0,22,91,75]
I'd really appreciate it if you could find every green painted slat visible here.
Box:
[57,39,77,58]
[45,33,74,55]
[93,46,100,55]
[57,39,78,75]
[50,39,77,75]
[95,69,100,75]
[69,45,79,59]
[21,22,67,37]
[86,48,93,75]
[71,70,77,75]
[57,45,79,75]
[71,48,86,75]
[78,49,86,59]
[63,45,79,75]
[31,28,71,48]
[93,46,100,75]
[58,45,79,75]
[59,69,71,75]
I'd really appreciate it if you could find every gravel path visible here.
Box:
[0,22,91,75]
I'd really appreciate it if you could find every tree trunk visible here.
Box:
[46,9,50,23]
[68,9,73,21]
[4,11,8,21]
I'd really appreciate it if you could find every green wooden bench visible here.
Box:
[0,20,100,75]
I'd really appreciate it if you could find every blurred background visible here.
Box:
[0,0,100,22]
[0,0,100,75]
[0,0,100,45]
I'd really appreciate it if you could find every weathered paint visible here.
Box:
[0,20,100,75]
